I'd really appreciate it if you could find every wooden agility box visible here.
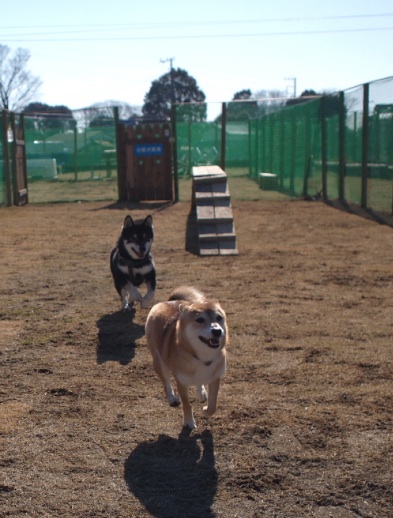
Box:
[192,165,238,256]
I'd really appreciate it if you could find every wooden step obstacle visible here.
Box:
[192,165,238,256]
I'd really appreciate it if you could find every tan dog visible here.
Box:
[145,286,228,429]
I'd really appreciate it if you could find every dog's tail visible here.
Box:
[168,286,206,304]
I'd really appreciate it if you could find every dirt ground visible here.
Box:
[0,195,392,517]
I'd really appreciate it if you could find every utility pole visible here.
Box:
[160,57,175,107]
[285,77,297,98]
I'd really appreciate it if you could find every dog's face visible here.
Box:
[121,215,154,260]
[179,301,227,360]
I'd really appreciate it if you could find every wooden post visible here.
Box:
[220,102,226,171]
[10,112,19,206]
[1,111,12,206]
[338,91,345,201]
[113,107,126,201]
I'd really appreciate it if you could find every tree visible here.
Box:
[0,45,42,111]
[286,89,340,117]
[233,89,253,101]
[22,103,76,132]
[227,89,258,121]
[143,67,206,121]
[286,89,319,107]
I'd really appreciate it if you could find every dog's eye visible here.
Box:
[195,317,205,324]
[216,314,223,322]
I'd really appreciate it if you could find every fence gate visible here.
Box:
[117,123,173,202]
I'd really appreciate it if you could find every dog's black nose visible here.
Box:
[212,328,222,337]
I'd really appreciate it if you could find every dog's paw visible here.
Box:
[169,400,180,408]
[184,418,197,429]
[141,291,155,309]
[168,394,180,407]
[202,406,216,417]
[141,298,152,309]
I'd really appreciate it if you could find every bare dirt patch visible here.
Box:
[0,197,392,517]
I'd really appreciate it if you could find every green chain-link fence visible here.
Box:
[1,76,392,214]
[175,76,393,215]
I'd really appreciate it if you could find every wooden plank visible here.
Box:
[214,205,233,219]
[199,233,237,242]
[219,241,239,255]
[199,241,220,256]
[196,205,215,220]
[192,165,238,255]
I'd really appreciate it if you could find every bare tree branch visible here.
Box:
[0,45,42,111]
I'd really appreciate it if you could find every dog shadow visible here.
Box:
[124,429,217,517]
[185,207,200,256]
[96,309,145,365]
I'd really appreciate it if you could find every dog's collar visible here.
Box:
[118,252,151,267]
[192,354,213,367]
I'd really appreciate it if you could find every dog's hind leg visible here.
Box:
[176,380,196,429]
[196,385,207,403]
[151,353,179,407]
[202,378,221,417]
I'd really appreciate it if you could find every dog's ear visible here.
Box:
[124,215,133,228]
[178,303,188,314]
[143,215,153,227]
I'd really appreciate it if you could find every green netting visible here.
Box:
[2,77,393,212]
[367,78,393,213]
[175,77,393,215]
[249,99,323,196]
[175,104,221,176]
[23,107,118,203]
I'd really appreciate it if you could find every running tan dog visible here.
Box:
[145,286,228,429]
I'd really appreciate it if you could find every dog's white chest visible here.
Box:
[177,359,225,387]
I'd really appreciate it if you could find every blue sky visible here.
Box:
[2,0,393,119]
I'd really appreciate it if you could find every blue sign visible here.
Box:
[134,143,164,157]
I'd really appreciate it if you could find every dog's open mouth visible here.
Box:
[199,336,220,348]
[132,248,147,259]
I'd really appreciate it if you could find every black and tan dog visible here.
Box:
[145,286,228,429]
[110,215,156,310]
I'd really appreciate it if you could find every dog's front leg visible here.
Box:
[141,272,156,309]
[176,380,196,429]
[202,378,220,417]
[128,284,143,304]
[141,287,155,309]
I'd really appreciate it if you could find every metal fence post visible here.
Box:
[321,96,328,200]
[361,83,369,209]
[171,104,179,202]
[338,91,345,201]
[220,102,227,171]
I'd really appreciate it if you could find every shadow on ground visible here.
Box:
[124,429,217,518]
[185,208,199,256]
[96,309,145,365]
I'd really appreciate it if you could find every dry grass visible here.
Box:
[0,185,392,517]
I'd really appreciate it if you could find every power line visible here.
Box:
[2,26,393,43]
[1,13,393,32]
